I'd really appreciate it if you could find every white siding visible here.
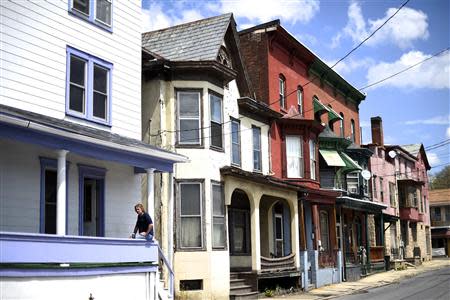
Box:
[0,0,142,139]
[0,139,140,238]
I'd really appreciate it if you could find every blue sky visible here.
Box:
[141,0,450,174]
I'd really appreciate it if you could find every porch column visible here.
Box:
[56,150,68,235]
[146,168,155,234]
[251,194,261,271]
[365,212,370,269]
[293,200,301,269]
[167,172,174,298]
[380,214,384,247]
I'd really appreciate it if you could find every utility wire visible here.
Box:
[359,47,450,91]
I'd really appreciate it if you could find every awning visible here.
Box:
[328,106,342,123]
[319,149,346,167]
[313,98,329,115]
[337,196,388,213]
[340,152,362,173]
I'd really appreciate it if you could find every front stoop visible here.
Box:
[230,273,258,299]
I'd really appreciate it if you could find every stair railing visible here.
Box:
[158,244,174,299]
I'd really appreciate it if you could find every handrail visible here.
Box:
[157,244,174,299]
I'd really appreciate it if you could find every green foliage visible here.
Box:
[430,166,450,189]
[264,288,274,297]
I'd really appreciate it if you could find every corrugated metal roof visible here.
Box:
[142,13,232,61]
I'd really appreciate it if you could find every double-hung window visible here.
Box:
[252,126,262,171]
[177,91,201,145]
[212,182,226,248]
[297,86,303,116]
[231,118,241,166]
[389,182,396,207]
[66,47,112,125]
[286,135,304,178]
[309,139,316,180]
[279,75,286,109]
[346,172,359,194]
[178,181,203,249]
[339,113,344,137]
[70,0,112,30]
[210,93,223,149]
[351,119,356,142]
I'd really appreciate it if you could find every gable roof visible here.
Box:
[401,143,431,170]
[429,188,450,205]
[142,13,233,61]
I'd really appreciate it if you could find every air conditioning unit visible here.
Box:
[348,186,358,194]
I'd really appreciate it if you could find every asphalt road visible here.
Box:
[336,267,450,300]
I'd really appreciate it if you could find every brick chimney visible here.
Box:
[371,116,384,146]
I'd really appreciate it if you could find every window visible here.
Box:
[297,86,303,116]
[231,119,241,166]
[309,139,316,180]
[209,93,223,149]
[320,211,330,252]
[389,182,396,207]
[180,280,203,291]
[379,177,384,201]
[279,75,286,109]
[411,223,417,242]
[328,105,334,131]
[351,119,356,142]
[66,47,112,125]
[372,176,377,199]
[346,172,359,194]
[433,207,441,221]
[412,189,418,207]
[252,126,262,171]
[70,0,112,30]
[446,206,450,221]
[339,113,344,137]
[178,181,203,248]
[177,91,201,145]
[286,136,304,178]
[212,182,226,248]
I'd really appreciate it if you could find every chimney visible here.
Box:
[371,116,384,146]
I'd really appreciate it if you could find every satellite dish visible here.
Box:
[361,170,371,180]
[388,150,397,159]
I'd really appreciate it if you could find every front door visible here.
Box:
[83,178,101,236]
[275,213,284,257]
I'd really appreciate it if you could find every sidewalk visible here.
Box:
[269,258,450,299]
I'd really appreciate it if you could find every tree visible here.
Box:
[430,166,450,190]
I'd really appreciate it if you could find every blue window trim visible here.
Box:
[39,157,70,234]
[78,164,106,236]
[66,46,113,126]
[68,0,113,33]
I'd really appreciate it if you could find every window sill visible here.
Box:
[65,112,112,128]
[209,146,225,153]
[176,144,205,149]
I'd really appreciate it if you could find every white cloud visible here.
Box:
[326,57,374,75]
[142,4,204,32]
[427,152,440,166]
[297,33,318,47]
[212,0,320,25]
[332,1,429,49]
[365,51,450,90]
[404,115,450,126]
[447,127,450,138]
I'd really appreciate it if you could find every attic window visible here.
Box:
[218,47,232,69]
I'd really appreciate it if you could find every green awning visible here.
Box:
[328,106,342,122]
[319,149,346,167]
[313,98,329,115]
[340,152,362,173]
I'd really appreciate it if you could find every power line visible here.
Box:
[359,47,450,91]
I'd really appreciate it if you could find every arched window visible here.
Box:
[320,211,330,252]
[328,105,334,131]
[351,119,356,142]
[279,75,286,109]
[297,86,303,116]
[339,113,344,137]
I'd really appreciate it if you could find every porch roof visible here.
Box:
[0,105,188,172]
[337,196,387,213]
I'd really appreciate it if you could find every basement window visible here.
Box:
[180,279,203,291]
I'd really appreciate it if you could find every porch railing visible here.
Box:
[260,253,296,273]
[157,244,174,299]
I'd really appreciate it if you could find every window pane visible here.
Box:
[212,185,224,215]
[233,226,245,252]
[286,136,302,178]
[210,94,222,122]
[94,65,107,93]
[96,0,111,25]
[69,85,85,113]
[231,121,240,165]
[213,218,225,247]
[275,217,282,239]
[232,143,241,165]
[70,56,85,86]
[180,120,200,143]
[93,92,107,119]
[180,184,200,215]
[253,127,260,149]
[73,0,89,15]
[211,122,222,148]
[179,92,199,117]
[181,217,201,247]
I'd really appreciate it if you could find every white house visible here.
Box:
[0,1,186,299]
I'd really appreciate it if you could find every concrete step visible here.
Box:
[229,291,259,300]
[230,278,247,288]
[230,285,253,294]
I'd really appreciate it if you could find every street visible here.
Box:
[336,267,450,300]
